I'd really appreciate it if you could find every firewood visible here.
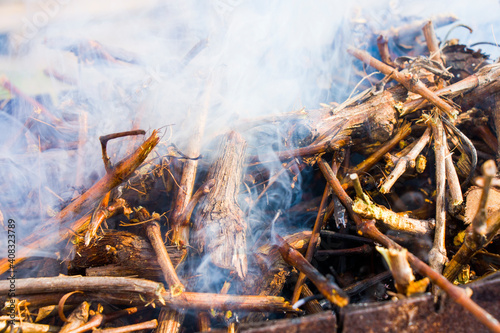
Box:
[60,301,90,333]
[70,230,182,281]
[318,158,500,332]
[194,131,248,278]
[0,131,160,275]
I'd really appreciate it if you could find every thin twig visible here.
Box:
[347,47,459,119]
[429,117,448,277]
[380,127,431,193]
[291,163,331,305]
[276,234,349,307]
[139,208,184,295]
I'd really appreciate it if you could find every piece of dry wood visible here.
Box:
[92,319,158,333]
[2,281,295,312]
[60,301,90,333]
[429,117,448,277]
[317,158,500,332]
[275,234,349,307]
[422,20,444,65]
[0,321,60,333]
[352,198,434,235]
[194,131,248,278]
[70,230,182,281]
[0,131,160,275]
[138,208,184,295]
[380,127,431,193]
[243,231,311,323]
[0,276,166,303]
[155,310,184,333]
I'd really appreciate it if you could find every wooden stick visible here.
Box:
[93,319,158,333]
[347,47,459,119]
[376,35,395,66]
[0,276,166,302]
[473,161,497,235]
[85,198,130,246]
[422,20,443,65]
[197,312,212,332]
[444,132,464,208]
[139,207,185,295]
[316,244,372,257]
[380,127,431,193]
[352,198,434,235]
[429,117,448,276]
[317,158,500,332]
[3,285,294,313]
[376,246,429,296]
[0,131,160,275]
[275,234,349,307]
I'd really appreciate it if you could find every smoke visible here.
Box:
[1,0,499,276]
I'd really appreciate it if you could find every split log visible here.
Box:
[194,131,248,278]
[69,230,183,281]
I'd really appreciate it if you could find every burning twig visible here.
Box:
[275,234,349,307]
[317,158,500,332]
[6,291,295,313]
[99,130,146,172]
[85,198,132,246]
[0,130,160,275]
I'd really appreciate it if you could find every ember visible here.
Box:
[1,1,500,333]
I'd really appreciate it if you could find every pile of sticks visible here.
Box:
[2,17,500,333]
